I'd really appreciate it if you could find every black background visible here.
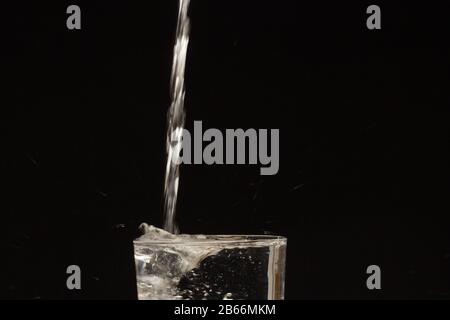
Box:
[1,1,449,299]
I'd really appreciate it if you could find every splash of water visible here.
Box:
[134,225,286,300]
[163,0,191,234]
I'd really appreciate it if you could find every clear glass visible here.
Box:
[134,235,287,300]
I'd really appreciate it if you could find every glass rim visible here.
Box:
[134,234,287,246]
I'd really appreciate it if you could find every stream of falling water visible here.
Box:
[163,0,191,234]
